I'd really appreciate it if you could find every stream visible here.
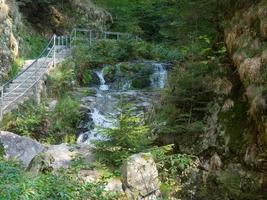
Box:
[77,62,168,144]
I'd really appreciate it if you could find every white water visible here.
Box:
[95,70,109,91]
[150,63,168,89]
[77,62,168,145]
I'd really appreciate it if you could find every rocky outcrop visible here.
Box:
[0,131,45,166]
[121,153,160,200]
[70,0,112,30]
[224,0,267,164]
[0,0,19,82]
[19,0,112,35]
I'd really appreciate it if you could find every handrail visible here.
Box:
[0,28,141,119]
[2,35,55,89]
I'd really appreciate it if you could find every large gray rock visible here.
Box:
[46,143,94,169]
[0,131,45,167]
[122,153,160,200]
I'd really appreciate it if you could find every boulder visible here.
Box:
[122,153,160,200]
[27,152,54,175]
[46,143,76,169]
[105,178,123,193]
[0,131,45,167]
[46,143,94,169]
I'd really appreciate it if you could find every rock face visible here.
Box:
[0,0,19,81]
[224,0,267,148]
[0,131,45,167]
[70,0,112,30]
[121,153,160,200]
[46,143,94,169]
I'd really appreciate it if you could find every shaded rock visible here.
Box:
[48,99,57,112]
[88,71,101,86]
[105,178,123,193]
[209,153,222,171]
[46,144,94,169]
[27,152,54,175]
[244,143,258,167]
[46,143,75,169]
[0,131,45,167]
[122,153,160,200]
[79,169,101,183]
[132,77,151,89]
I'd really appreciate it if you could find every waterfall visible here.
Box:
[78,62,169,145]
[150,63,167,89]
[95,69,109,91]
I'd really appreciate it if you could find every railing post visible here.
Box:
[57,36,60,46]
[0,87,4,120]
[53,34,56,68]
[34,56,40,104]
[104,32,107,40]
[89,30,92,45]
[66,36,68,47]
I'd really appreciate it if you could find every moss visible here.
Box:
[132,77,151,89]
[103,65,116,83]
[0,141,5,158]
[8,57,24,80]
[219,100,249,156]
[217,171,242,197]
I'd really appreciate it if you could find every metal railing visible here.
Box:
[0,28,140,119]
[69,28,141,47]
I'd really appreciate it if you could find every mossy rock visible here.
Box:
[103,65,116,83]
[27,153,55,175]
[132,77,151,89]
[119,63,154,76]
[84,70,100,86]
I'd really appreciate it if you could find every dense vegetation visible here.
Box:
[1,0,266,199]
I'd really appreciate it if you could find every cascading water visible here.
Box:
[150,63,168,89]
[95,69,109,91]
[77,62,168,145]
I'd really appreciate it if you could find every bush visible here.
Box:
[0,158,120,200]
[93,105,152,167]
[51,95,81,143]
[47,59,76,98]
[1,101,47,138]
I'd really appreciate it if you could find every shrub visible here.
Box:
[93,105,152,167]
[51,95,81,143]
[1,101,47,138]
[0,158,120,200]
[47,59,76,98]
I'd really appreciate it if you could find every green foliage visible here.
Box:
[8,57,24,81]
[0,158,119,200]
[0,142,4,159]
[47,59,76,97]
[1,101,47,138]
[18,22,47,59]
[52,95,81,143]
[149,145,196,198]
[73,39,180,86]
[94,0,217,45]
[1,95,81,144]
[73,39,181,66]
[94,105,151,167]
